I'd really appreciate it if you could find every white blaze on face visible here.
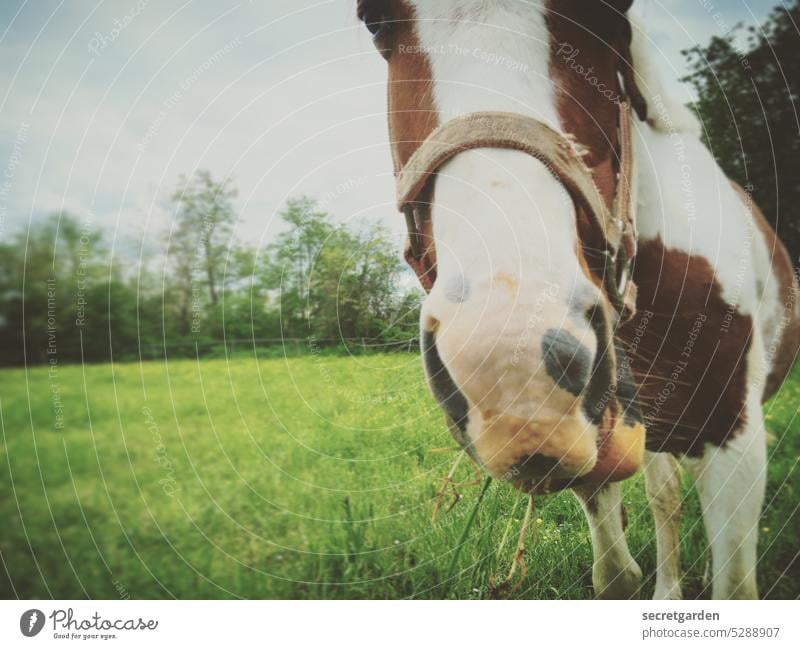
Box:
[409,0,561,127]
[423,149,602,478]
[409,1,604,479]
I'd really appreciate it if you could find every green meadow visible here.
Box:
[1,352,798,599]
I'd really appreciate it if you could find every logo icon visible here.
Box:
[20,609,45,637]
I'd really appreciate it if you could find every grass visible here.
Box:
[0,351,798,599]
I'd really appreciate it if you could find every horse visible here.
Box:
[357,0,800,599]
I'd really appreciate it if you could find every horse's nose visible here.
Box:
[541,328,594,396]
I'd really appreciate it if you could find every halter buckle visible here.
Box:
[403,204,422,259]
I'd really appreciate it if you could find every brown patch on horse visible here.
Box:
[545,1,644,296]
[384,1,439,171]
[545,1,645,208]
[617,238,752,455]
[730,181,800,400]
[374,0,439,289]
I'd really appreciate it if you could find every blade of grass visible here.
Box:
[470,481,504,589]
[495,494,523,561]
[441,475,492,598]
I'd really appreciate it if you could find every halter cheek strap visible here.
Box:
[397,100,638,322]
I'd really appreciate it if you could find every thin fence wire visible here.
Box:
[132,336,420,359]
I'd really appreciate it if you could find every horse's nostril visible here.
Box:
[541,328,593,396]
[423,313,440,333]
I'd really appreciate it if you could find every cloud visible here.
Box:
[0,0,777,262]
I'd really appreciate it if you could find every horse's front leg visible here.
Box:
[644,451,683,599]
[681,418,766,599]
[680,338,768,600]
[573,481,642,599]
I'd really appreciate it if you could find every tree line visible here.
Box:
[682,0,800,264]
[0,173,421,367]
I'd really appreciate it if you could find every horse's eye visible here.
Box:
[365,14,388,39]
[358,0,390,40]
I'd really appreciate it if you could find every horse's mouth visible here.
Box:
[491,446,593,495]
[512,474,590,495]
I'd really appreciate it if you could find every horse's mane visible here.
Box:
[629,11,702,137]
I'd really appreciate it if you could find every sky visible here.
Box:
[0,0,779,262]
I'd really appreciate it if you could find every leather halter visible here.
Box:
[397,100,638,321]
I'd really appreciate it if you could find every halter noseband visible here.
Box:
[397,100,638,322]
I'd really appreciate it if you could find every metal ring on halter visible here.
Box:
[403,204,422,259]
[603,249,624,313]
[603,247,636,321]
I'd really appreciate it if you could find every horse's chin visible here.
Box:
[484,408,645,495]
[471,412,598,477]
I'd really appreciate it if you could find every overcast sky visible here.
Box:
[0,0,779,261]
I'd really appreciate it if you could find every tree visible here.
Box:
[261,197,420,342]
[0,213,117,365]
[682,0,800,264]
[166,170,238,331]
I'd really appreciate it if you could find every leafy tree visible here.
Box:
[166,170,238,335]
[261,197,420,343]
[0,213,114,364]
[682,0,800,264]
